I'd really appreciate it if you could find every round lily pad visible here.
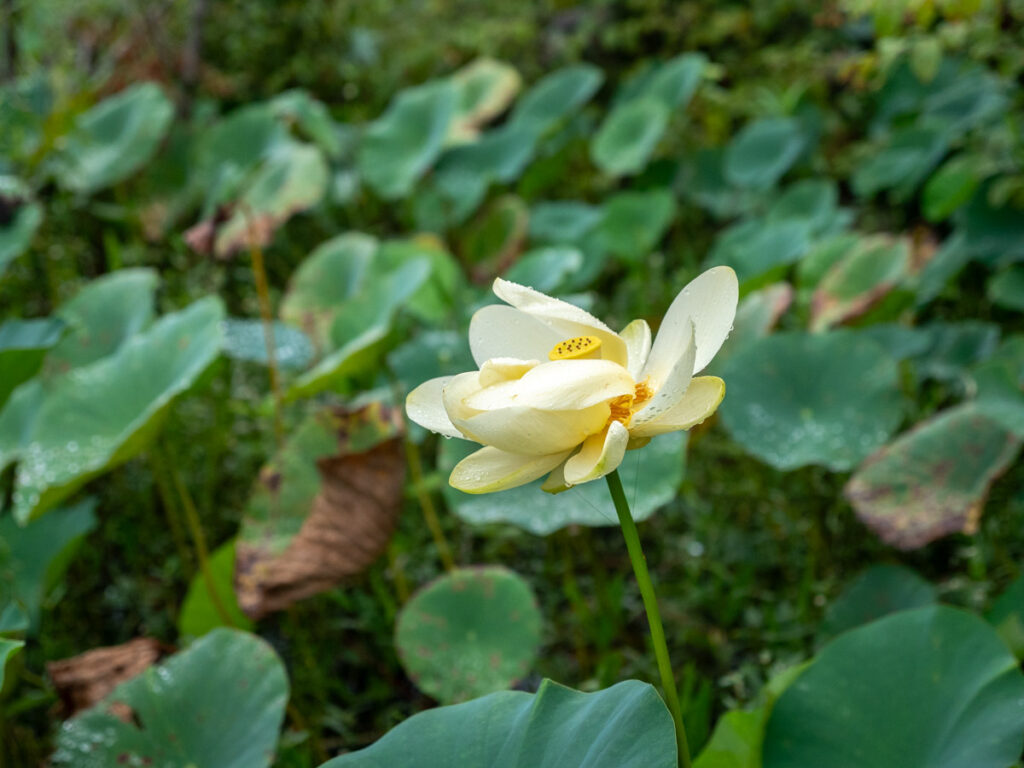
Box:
[321,678,676,768]
[591,99,670,177]
[763,606,1024,768]
[509,64,604,135]
[440,432,686,535]
[819,564,937,642]
[598,189,676,262]
[52,629,288,768]
[724,117,806,190]
[396,566,542,704]
[718,331,904,471]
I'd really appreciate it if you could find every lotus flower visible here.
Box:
[406,267,738,493]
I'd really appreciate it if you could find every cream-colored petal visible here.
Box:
[563,421,630,485]
[469,305,562,366]
[645,266,738,380]
[541,461,571,494]
[449,446,571,494]
[633,320,696,427]
[406,376,464,439]
[629,376,726,438]
[441,371,485,428]
[478,357,540,388]
[463,359,634,412]
[620,318,652,380]
[492,278,629,366]
[452,402,610,455]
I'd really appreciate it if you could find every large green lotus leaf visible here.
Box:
[766,179,849,237]
[55,82,174,194]
[0,600,27,689]
[844,404,1020,550]
[45,268,158,375]
[795,233,860,291]
[528,201,602,244]
[503,246,584,294]
[719,331,903,471]
[987,265,1024,311]
[321,678,676,768]
[389,330,475,398]
[763,606,1024,768]
[706,283,793,375]
[617,53,706,111]
[810,236,910,331]
[724,117,806,190]
[358,80,457,200]
[858,324,932,361]
[910,321,1000,384]
[0,193,42,277]
[708,218,812,284]
[819,564,937,642]
[677,148,762,219]
[987,573,1024,659]
[214,142,329,257]
[913,232,971,306]
[922,153,981,222]
[462,195,529,271]
[0,75,52,161]
[0,318,65,408]
[222,318,314,371]
[377,237,464,325]
[396,566,542,704]
[269,89,343,158]
[509,64,604,135]
[591,99,670,177]
[287,259,431,399]
[440,432,686,535]
[52,629,288,768]
[0,498,97,627]
[280,233,377,349]
[449,58,522,139]
[957,189,1024,266]
[0,379,44,473]
[970,336,1024,438]
[177,540,253,640]
[598,189,676,262]
[11,297,224,523]
[851,126,949,200]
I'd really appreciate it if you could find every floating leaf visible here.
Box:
[0,179,43,277]
[528,201,602,245]
[450,59,522,139]
[45,268,158,375]
[845,403,1020,550]
[49,638,163,716]
[957,189,1024,266]
[708,218,811,283]
[987,573,1024,659]
[0,498,98,627]
[236,404,404,618]
[619,53,706,111]
[377,237,464,325]
[988,265,1024,311]
[269,89,343,158]
[0,318,64,408]
[591,99,670,177]
[763,606,1024,768]
[910,321,1000,384]
[441,432,686,535]
[503,246,584,294]
[358,80,457,200]
[810,236,910,331]
[509,65,604,135]
[922,154,981,222]
[396,566,542,704]
[970,336,1024,438]
[719,331,904,471]
[819,564,937,642]
[52,629,288,768]
[724,117,806,190]
[10,297,224,523]
[852,126,949,200]
[54,82,174,194]
[598,189,676,262]
[321,679,676,768]
[0,638,23,691]
[462,195,529,277]
[707,283,793,374]
[221,318,314,371]
[178,540,253,639]
[678,148,761,219]
[767,179,848,236]
[213,142,329,257]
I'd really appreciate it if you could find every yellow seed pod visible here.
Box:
[549,335,602,361]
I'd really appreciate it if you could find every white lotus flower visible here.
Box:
[406,266,738,494]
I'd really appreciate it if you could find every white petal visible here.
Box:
[478,357,540,388]
[633,320,696,427]
[541,461,570,494]
[463,359,634,412]
[406,376,464,439]
[452,402,610,454]
[449,446,571,494]
[492,278,629,366]
[469,305,562,366]
[646,266,738,378]
[620,318,652,380]
[630,376,726,438]
[563,421,630,485]
[441,371,485,425]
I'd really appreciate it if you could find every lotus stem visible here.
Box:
[606,469,691,768]
[402,435,456,573]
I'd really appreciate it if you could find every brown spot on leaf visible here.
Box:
[48,638,166,719]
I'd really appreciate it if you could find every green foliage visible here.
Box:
[818,564,937,642]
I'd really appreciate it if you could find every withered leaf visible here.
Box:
[48,637,165,719]
[235,403,405,619]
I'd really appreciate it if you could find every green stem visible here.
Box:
[606,470,691,768]
[402,435,456,572]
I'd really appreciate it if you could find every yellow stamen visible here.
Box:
[549,335,602,361]
[607,379,654,429]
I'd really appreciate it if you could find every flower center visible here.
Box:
[608,380,655,427]
[548,335,602,361]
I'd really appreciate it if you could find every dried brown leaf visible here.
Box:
[48,637,165,718]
